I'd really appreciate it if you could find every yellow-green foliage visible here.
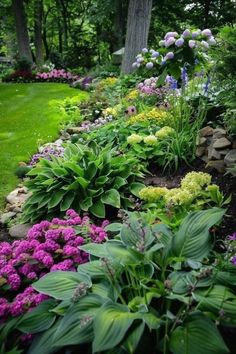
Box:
[102,103,122,118]
[127,134,143,144]
[127,108,173,126]
[96,77,118,91]
[126,89,139,101]
[155,126,175,139]
[139,172,214,206]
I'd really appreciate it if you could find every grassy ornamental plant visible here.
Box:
[13,208,236,354]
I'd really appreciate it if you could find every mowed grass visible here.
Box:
[0,83,88,209]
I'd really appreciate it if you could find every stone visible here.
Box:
[199,126,214,137]
[212,137,231,150]
[220,149,230,157]
[206,160,225,173]
[208,145,221,160]
[6,188,30,205]
[9,223,32,239]
[196,147,206,157]
[66,127,83,134]
[224,149,236,167]
[196,137,207,146]
[0,212,16,224]
[212,128,227,139]
[200,155,209,163]
[232,140,236,149]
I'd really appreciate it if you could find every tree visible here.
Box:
[121,0,153,74]
[34,0,44,65]
[12,0,33,62]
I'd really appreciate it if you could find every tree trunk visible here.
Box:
[121,0,152,74]
[34,0,44,65]
[113,0,125,51]
[12,0,33,63]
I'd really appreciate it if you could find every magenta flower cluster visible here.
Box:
[36,69,79,82]
[29,145,65,166]
[0,209,109,319]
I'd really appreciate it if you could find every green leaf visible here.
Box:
[17,300,56,334]
[113,176,127,189]
[33,271,91,300]
[105,223,123,233]
[76,176,89,189]
[101,189,121,208]
[92,301,140,353]
[194,285,236,326]
[85,162,97,180]
[170,312,229,354]
[172,208,225,261]
[105,240,143,265]
[130,182,146,198]
[80,196,93,211]
[121,321,145,353]
[52,294,104,347]
[60,191,75,211]
[51,168,67,177]
[48,190,65,209]
[89,200,105,218]
[79,243,107,258]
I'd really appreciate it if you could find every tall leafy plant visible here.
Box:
[17,208,236,354]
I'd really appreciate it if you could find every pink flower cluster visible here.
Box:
[36,69,79,82]
[0,209,109,320]
[137,77,168,102]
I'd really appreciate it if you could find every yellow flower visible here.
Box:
[127,134,143,144]
[143,135,158,145]
[128,108,173,127]
[139,187,168,202]
[96,77,118,91]
[126,89,139,100]
[164,188,193,206]
[181,172,212,193]
[102,104,122,118]
[155,126,175,139]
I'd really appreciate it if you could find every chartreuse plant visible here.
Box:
[22,143,145,222]
[17,208,236,354]
[139,172,230,228]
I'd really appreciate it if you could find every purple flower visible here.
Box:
[231,256,236,266]
[151,51,159,58]
[201,40,210,49]
[132,62,138,68]
[182,29,191,38]
[202,29,212,37]
[165,37,175,47]
[192,30,201,38]
[8,273,21,290]
[175,38,184,47]
[189,40,196,48]
[165,52,174,59]
[228,232,236,241]
[137,57,144,63]
[146,62,154,69]
[142,48,148,53]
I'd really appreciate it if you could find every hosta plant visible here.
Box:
[17,208,236,354]
[22,143,145,222]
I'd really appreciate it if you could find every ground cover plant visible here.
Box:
[0,83,88,209]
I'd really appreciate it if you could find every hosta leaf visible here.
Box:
[194,285,236,326]
[33,271,91,300]
[51,168,67,177]
[52,294,104,347]
[48,190,65,209]
[92,301,140,353]
[17,300,56,334]
[80,196,93,211]
[85,162,97,180]
[105,240,143,265]
[76,176,89,189]
[101,189,121,208]
[170,312,229,354]
[105,223,123,233]
[89,200,105,218]
[130,182,146,198]
[172,208,225,261]
[79,243,107,258]
[60,191,75,211]
[113,176,127,189]
[121,321,145,353]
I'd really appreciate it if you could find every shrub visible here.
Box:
[22,143,145,222]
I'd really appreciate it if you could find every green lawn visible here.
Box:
[0,83,88,210]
